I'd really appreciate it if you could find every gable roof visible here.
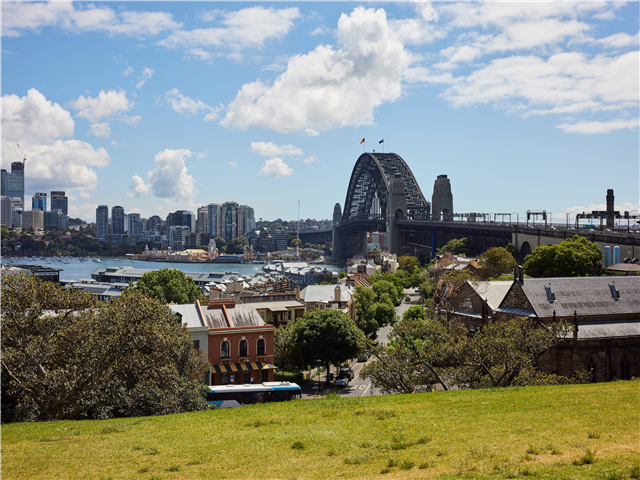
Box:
[520,276,640,318]
[466,281,513,311]
[298,284,353,303]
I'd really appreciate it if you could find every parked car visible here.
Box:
[334,375,349,387]
[340,366,354,381]
[358,353,370,362]
[405,296,411,302]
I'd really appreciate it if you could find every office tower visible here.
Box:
[32,192,47,212]
[96,205,109,242]
[1,196,12,227]
[242,205,255,234]
[169,225,190,251]
[128,213,142,236]
[1,170,7,196]
[6,162,25,200]
[207,202,222,238]
[111,206,125,235]
[148,215,164,234]
[220,201,243,242]
[197,206,208,234]
[51,191,68,215]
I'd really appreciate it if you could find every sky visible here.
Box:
[2,1,638,224]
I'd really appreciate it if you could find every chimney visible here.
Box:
[334,285,341,303]
[515,265,524,284]
[295,286,300,300]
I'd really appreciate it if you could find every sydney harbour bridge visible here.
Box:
[298,152,640,263]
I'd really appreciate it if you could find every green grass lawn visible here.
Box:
[2,381,639,480]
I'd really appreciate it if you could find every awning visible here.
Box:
[211,361,276,374]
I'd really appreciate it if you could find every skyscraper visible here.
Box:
[96,205,109,242]
[6,162,25,200]
[128,213,142,236]
[197,206,208,234]
[220,201,243,242]
[207,202,222,238]
[1,196,12,227]
[1,170,7,197]
[111,206,125,235]
[32,192,47,212]
[242,205,255,234]
[51,191,68,215]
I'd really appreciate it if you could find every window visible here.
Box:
[545,286,555,303]
[262,369,269,383]
[288,310,292,321]
[609,284,620,300]
[221,341,230,358]
[257,338,265,356]
[220,373,229,385]
[621,354,631,380]
[193,339,200,350]
[243,372,251,384]
[239,339,248,357]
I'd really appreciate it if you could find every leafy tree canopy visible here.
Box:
[1,274,209,423]
[290,309,364,383]
[477,247,516,280]
[127,268,201,304]
[436,237,473,256]
[226,236,249,255]
[524,235,604,278]
[213,236,226,253]
[398,255,420,275]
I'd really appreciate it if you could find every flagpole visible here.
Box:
[363,141,365,153]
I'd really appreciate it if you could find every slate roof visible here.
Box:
[577,320,640,339]
[299,284,353,303]
[520,276,640,318]
[466,281,513,311]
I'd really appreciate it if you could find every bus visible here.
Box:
[206,382,302,409]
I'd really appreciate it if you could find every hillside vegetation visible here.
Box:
[2,381,639,480]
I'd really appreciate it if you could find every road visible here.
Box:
[302,288,421,399]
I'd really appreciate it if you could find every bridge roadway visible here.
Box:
[298,220,640,263]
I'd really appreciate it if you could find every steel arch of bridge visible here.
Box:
[342,153,430,223]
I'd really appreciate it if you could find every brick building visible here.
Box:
[172,299,275,386]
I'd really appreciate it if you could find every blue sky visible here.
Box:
[2,1,638,223]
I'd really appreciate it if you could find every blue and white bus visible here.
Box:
[206,382,302,409]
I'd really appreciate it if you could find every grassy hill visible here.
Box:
[2,381,639,479]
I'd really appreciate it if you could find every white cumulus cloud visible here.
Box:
[221,6,411,133]
[555,118,639,134]
[258,157,293,178]
[163,88,221,121]
[122,66,134,77]
[89,122,111,138]
[136,67,154,88]
[250,141,303,157]
[130,149,197,200]
[304,155,317,164]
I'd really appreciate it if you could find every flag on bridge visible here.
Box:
[360,138,365,144]
[378,139,384,144]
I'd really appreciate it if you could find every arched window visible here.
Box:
[221,341,230,358]
[239,339,248,357]
[620,354,631,380]
[257,338,265,356]
[587,356,597,383]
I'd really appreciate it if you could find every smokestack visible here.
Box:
[606,189,615,228]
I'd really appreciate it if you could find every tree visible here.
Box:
[227,236,249,254]
[274,325,305,372]
[1,274,209,423]
[436,237,473,256]
[126,268,201,304]
[290,309,364,385]
[354,285,396,339]
[213,236,226,253]
[477,247,516,280]
[524,235,604,278]
[398,255,420,275]
[372,279,401,306]
[403,305,427,322]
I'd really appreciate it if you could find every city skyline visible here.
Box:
[2,2,638,223]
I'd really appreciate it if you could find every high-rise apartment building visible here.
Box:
[128,213,142,236]
[169,225,190,251]
[111,206,125,235]
[207,202,222,238]
[220,201,243,242]
[32,192,47,212]
[1,196,12,227]
[148,215,164,234]
[4,162,25,200]
[197,206,208,234]
[22,210,44,230]
[96,205,109,242]
[242,205,255,234]
[51,191,68,215]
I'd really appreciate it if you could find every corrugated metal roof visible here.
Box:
[299,285,353,303]
[521,276,640,318]
[201,308,229,329]
[249,300,305,312]
[467,281,512,311]
[226,305,266,327]
[169,304,203,328]
[495,306,537,317]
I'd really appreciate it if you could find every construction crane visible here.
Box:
[17,144,26,166]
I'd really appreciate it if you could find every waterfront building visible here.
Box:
[128,213,142,236]
[50,191,68,215]
[22,209,44,230]
[148,215,164,235]
[96,205,109,241]
[32,192,47,212]
[169,225,191,251]
[111,206,125,235]
[242,205,255,234]
[274,229,288,251]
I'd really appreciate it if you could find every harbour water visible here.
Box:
[1,256,343,281]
